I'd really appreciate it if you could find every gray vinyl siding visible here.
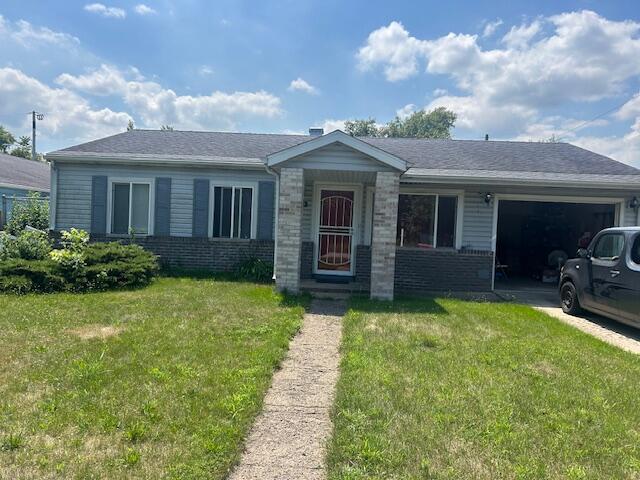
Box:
[623,203,639,227]
[461,192,494,251]
[55,163,273,236]
[284,143,394,172]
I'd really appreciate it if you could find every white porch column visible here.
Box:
[370,171,400,300]
[275,167,304,293]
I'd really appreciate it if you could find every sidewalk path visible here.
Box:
[229,299,345,480]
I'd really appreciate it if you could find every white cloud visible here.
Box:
[501,20,541,49]
[573,121,640,167]
[320,119,346,134]
[0,15,80,47]
[288,77,319,95]
[0,67,131,147]
[482,18,503,38]
[396,104,415,119]
[359,11,640,165]
[198,65,214,76]
[432,88,448,97]
[84,3,126,19]
[56,64,282,130]
[134,4,156,15]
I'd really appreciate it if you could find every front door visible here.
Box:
[316,189,355,275]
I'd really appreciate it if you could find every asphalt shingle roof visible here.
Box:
[0,153,50,191]
[53,129,640,176]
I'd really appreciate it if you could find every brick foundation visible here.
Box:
[90,234,274,271]
[394,247,494,293]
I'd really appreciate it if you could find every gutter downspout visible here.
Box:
[264,163,279,281]
[49,160,57,231]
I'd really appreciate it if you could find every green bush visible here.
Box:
[0,229,159,294]
[5,192,49,235]
[0,259,66,292]
[0,231,52,261]
[235,256,273,283]
[84,243,159,290]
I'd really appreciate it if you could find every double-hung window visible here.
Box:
[397,193,458,248]
[110,181,151,235]
[212,185,254,239]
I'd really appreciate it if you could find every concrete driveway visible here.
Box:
[496,287,640,355]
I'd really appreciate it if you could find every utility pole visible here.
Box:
[31,111,44,161]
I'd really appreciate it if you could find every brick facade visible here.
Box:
[355,245,371,287]
[275,167,304,293]
[394,248,494,293]
[300,241,314,279]
[370,171,400,300]
[90,235,274,271]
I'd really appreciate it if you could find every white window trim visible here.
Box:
[397,188,463,249]
[208,181,259,239]
[106,177,155,236]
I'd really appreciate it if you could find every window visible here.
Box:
[110,182,150,235]
[212,186,253,239]
[631,235,640,265]
[592,233,624,261]
[397,194,458,248]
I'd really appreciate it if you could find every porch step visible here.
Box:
[300,279,368,299]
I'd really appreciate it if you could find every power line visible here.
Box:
[555,96,634,141]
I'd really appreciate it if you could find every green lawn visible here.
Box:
[0,276,306,479]
[328,297,640,480]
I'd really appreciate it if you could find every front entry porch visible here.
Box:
[266,131,406,299]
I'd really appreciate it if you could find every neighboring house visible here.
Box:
[46,129,640,300]
[0,152,50,228]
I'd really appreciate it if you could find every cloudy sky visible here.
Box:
[1,0,639,166]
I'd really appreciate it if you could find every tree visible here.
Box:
[10,136,32,159]
[381,107,457,139]
[126,119,135,131]
[160,125,174,131]
[344,107,457,139]
[0,125,16,153]
[344,118,379,137]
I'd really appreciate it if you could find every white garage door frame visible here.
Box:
[490,193,625,290]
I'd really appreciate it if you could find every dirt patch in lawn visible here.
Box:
[69,325,124,340]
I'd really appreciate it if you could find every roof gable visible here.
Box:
[266,130,407,171]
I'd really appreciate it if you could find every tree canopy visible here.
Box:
[0,126,16,153]
[344,107,457,139]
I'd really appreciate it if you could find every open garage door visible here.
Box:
[495,199,617,289]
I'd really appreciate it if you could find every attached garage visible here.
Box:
[493,196,622,288]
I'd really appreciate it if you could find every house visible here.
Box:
[0,152,50,228]
[46,129,640,300]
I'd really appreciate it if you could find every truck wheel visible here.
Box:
[560,282,582,315]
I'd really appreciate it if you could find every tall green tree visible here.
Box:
[160,125,174,131]
[10,136,32,159]
[126,119,135,131]
[0,125,16,153]
[382,107,457,139]
[344,107,456,139]
[344,118,379,137]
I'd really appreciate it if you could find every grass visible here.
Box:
[0,276,307,479]
[328,296,640,480]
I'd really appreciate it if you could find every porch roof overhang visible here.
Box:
[265,130,407,172]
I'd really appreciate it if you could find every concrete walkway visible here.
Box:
[497,288,640,355]
[229,299,345,480]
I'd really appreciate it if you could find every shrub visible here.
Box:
[84,243,159,290]
[0,259,66,293]
[235,256,273,283]
[0,228,159,294]
[5,192,49,235]
[0,230,52,261]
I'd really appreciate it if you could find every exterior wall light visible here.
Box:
[484,193,493,204]
[630,196,639,210]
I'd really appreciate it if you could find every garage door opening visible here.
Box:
[495,200,617,289]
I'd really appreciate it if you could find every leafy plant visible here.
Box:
[5,192,49,235]
[0,230,52,261]
[60,228,89,252]
[235,257,273,283]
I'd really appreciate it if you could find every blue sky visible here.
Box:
[1,0,639,166]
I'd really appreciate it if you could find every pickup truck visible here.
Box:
[559,227,640,327]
